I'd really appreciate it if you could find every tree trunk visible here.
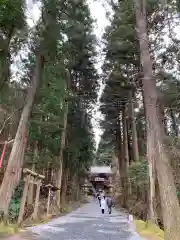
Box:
[116,115,124,200]
[27,141,38,205]
[0,54,43,215]
[60,166,69,206]
[134,0,180,238]
[169,108,178,136]
[0,30,13,91]
[147,132,157,224]
[75,175,80,201]
[157,90,168,135]
[123,104,129,167]
[142,94,157,223]
[117,116,123,175]
[55,100,68,208]
[121,106,129,208]
[129,90,139,161]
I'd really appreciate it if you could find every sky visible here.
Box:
[26,0,109,150]
[87,0,110,150]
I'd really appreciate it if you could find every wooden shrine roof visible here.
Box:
[89,166,113,175]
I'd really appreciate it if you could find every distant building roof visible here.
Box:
[90,166,112,174]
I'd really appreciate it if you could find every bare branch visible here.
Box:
[0,117,11,135]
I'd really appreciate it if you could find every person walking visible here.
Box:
[106,195,113,214]
[97,192,101,207]
[100,196,106,214]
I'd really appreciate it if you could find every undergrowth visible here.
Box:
[0,197,88,238]
[0,222,19,238]
[135,219,164,240]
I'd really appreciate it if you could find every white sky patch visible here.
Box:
[88,0,110,150]
[88,0,109,40]
[26,0,41,27]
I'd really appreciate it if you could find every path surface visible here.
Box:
[27,199,144,240]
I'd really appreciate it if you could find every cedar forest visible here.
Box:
[1,0,180,239]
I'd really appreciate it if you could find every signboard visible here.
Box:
[94,177,105,182]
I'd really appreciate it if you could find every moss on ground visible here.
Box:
[0,222,19,238]
[135,219,164,240]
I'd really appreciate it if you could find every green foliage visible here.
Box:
[9,200,20,219]
[99,0,139,156]
[128,159,148,188]
[0,0,26,34]
[8,181,24,219]
[0,0,97,215]
[177,191,180,197]
[66,99,95,176]
[96,141,113,166]
[0,0,27,90]
[24,0,97,180]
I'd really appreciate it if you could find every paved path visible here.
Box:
[28,199,144,240]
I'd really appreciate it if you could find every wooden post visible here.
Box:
[27,182,33,204]
[32,179,41,220]
[27,176,34,205]
[27,164,36,204]
[47,187,51,215]
[18,175,30,225]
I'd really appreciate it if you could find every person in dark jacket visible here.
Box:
[106,196,113,214]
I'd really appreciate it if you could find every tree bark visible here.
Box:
[147,130,157,224]
[134,0,180,238]
[157,90,167,135]
[0,54,44,215]
[142,93,157,223]
[116,114,125,199]
[116,116,122,167]
[60,166,69,206]
[55,100,68,208]
[169,108,178,136]
[0,30,13,91]
[116,115,123,175]
[123,104,129,167]
[121,106,129,208]
[129,90,139,161]
[27,141,38,205]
